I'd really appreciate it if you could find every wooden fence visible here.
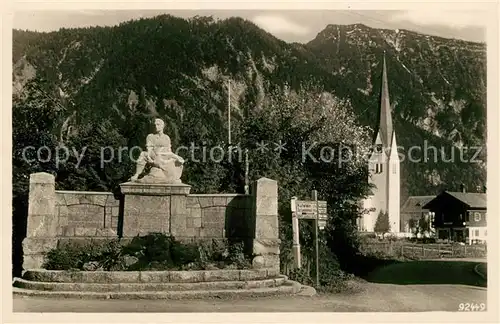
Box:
[280,243,487,277]
[360,242,487,260]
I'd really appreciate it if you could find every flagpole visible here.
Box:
[228,79,231,145]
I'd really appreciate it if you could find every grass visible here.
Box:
[367,260,487,287]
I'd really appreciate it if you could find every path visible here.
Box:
[13,260,487,312]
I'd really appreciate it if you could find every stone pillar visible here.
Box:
[22,172,59,270]
[119,182,191,237]
[251,177,280,272]
[169,189,191,238]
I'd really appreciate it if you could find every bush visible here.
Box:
[122,233,176,268]
[361,232,377,239]
[286,237,357,293]
[96,240,124,270]
[228,241,251,269]
[385,234,399,242]
[316,270,356,294]
[43,244,81,270]
[43,240,125,271]
[43,234,252,271]
[288,267,313,286]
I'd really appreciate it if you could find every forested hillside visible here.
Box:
[12,15,487,203]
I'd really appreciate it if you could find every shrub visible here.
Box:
[316,240,343,286]
[122,233,176,268]
[43,244,81,270]
[360,232,377,239]
[227,241,251,269]
[288,267,313,286]
[42,234,253,271]
[288,237,356,293]
[385,234,399,242]
[316,270,356,294]
[195,239,228,268]
[97,240,125,271]
[170,241,200,266]
[43,240,126,271]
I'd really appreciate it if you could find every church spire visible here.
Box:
[378,52,393,151]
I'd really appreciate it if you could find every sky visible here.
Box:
[13,10,488,43]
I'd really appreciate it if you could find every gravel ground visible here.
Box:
[13,282,486,312]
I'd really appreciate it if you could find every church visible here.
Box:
[360,55,401,233]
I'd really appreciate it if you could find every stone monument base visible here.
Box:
[120,182,191,196]
[22,238,59,269]
[119,182,192,237]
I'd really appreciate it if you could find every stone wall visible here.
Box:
[22,172,279,272]
[186,194,253,239]
[55,191,120,238]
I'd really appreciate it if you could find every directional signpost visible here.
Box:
[290,190,328,287]
[295,199,327,228]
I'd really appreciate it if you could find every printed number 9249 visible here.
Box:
[459,303,486,311]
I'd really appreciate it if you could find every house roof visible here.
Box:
[445,192,487,209]
[401,196,435,213]
[422,191,487,209]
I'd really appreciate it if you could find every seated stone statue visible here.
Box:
[129,118,185,184]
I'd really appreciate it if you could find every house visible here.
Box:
[400,195,435,234]
[361,54,400,233]
[422,191,487,244]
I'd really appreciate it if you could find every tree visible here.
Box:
[234,84,373,275]
[12,77,63,276]
[374,210,391,239]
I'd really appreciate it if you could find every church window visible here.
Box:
[379,164,383,173]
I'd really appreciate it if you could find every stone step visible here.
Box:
[22,269,278,283]
[13,281,303,300]
[13,277,286,292]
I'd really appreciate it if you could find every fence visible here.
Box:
[280,242,487,277]
[361,242,487,260]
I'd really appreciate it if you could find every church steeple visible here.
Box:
[362,51,401,234]
[377,52,393,152]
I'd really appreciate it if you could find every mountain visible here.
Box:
[12,15,487,203]
[304,23,486,200]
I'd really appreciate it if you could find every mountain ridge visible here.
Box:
[12,15,487,202]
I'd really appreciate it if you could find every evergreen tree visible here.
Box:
[374,210,391,238]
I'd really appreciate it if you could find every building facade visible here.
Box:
[400,196,435,234]
[423,191,487,244]
[360,56,401,233]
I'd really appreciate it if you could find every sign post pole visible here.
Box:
[290,197,301,269]
[292,195,327,281]
[312,190,320,287]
